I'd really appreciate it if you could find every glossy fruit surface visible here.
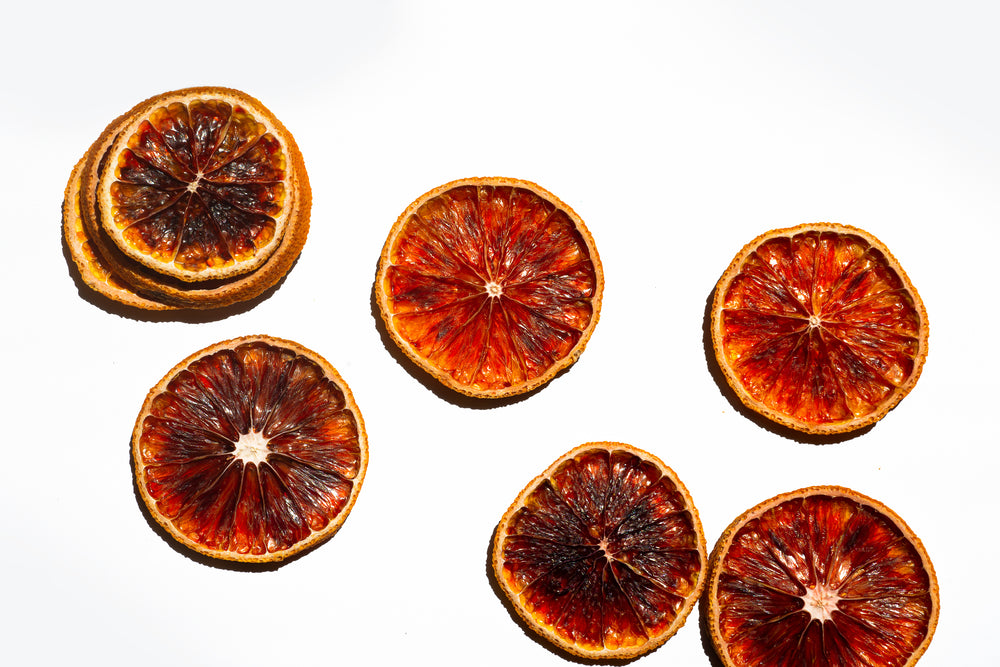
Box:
[377,177,603,398]
[132,336,366,562]
[708,486,938,667]
[493,443,705,658]
[97,90,296,281]
[66,87,310,309]
[711,223,927,434]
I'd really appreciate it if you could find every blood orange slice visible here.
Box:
[492,443,706,659]
[707,486,938,667]
[376,177,603,398]
[63,153,176,310]
[95,87,302,281]
[65,87,310,310]
[711,223,928,434]
[132,336,367,562]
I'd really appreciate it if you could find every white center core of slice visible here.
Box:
[802,583,841,622]
[808,314,822,329]
[187,171,204,194]
[233,430,270,465]
[485,281,503,298]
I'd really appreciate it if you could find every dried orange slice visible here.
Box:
[707,486,938,667]
[377,177,603,398]
[711,223,928,434]
[95,87,301,281]
[492,443,706,659]
[132,335,367,562]
[63,153,176,310]
[66,87,310,310]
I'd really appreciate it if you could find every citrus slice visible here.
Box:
[67,87,311,310]
[492,442,706,659]
[707,486,938,667]
[132,335,367,562]
[94,87,303,282]
[711,223,928,434]
[376,177,603,398]
[63,152,176,310]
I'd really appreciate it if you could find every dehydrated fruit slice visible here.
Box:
[377,177,603,398]
[492,443,706,659]
[63,152,176,310]
[711,223,928,434]
[132,335,367,562]
[707,486,938,667]
[95,88,302,282]
[65,86,310,310]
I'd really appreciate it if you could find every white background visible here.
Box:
[2,2,996,665]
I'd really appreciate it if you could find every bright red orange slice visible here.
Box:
[711,223,928,434]
[377,177,603,398]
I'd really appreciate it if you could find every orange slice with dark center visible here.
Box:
[708,486,938,667]
[711,223,928,434]
[377,177,603,398]
[132,335,367,562]
[493,442,706,659]
[94,87,302,282]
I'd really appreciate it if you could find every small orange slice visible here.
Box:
[707,486,938,667]
[95,87,302,282]
[711,223,928,434]
[493,443,706,659]
[132,336,367,562]
[377,177,603,398]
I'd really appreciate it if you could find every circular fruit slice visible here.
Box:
[708,486,938,667]
[95,87,304,282]
[132,335,367,562]
[493,443,706,659]
[63,152,176,310]
[711,223,928,434]
[377,177,603,398]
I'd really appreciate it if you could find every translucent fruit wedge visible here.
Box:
[492,443,706,659]
[132,336,367,562]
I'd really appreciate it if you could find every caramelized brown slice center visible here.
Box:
[500,449,701,652]
[111,100,287,273]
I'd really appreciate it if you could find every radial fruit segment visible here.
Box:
[103,96,291,280]
[377,177,603,398]
[711,223,928,434]
[133,336,367,563]
[708,486,938,667]
[493,443,706,659]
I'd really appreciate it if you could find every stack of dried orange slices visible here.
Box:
[63,86,310,310]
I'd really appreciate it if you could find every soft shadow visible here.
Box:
[369,267,565,410]
[701,287,873,445]
[61,217,296,324]
[697,594,726,667]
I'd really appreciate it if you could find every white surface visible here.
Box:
[2,1,997,664]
